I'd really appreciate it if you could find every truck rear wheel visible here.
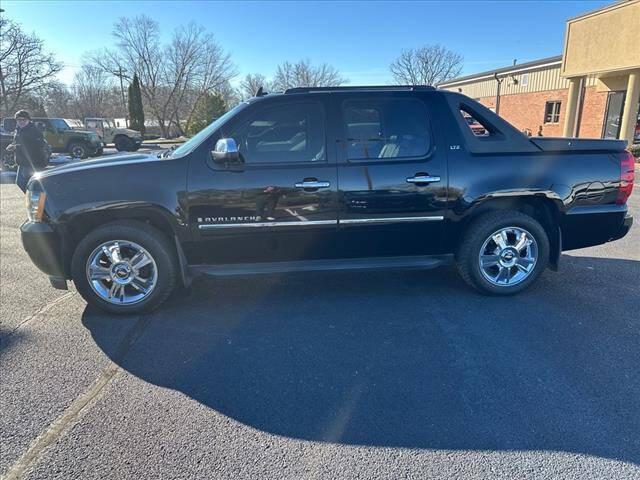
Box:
[115,136,135,152]
[71,221,178,314]
[456,211,549,295]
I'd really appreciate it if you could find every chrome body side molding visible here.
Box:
[197,216,444,230]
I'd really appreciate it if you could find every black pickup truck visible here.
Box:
[20,86,634,314]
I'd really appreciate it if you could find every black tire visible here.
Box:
[68,142,88,159]
[456,210,550,295]
[115,136,135,152]
[71,221,178,314]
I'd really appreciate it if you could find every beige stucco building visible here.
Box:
[439,0,640,144]
[561,0,639,143]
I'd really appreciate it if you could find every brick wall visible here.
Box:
[475,86,608,138]
[577,87,608,138]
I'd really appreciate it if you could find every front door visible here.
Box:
[602,91,626,139]
[185,98,339,265]
[335,93,447,258]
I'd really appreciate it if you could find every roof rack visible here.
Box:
[284,85,436,94]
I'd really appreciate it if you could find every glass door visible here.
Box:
[602,91,626,139]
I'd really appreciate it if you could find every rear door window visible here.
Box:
[342,98,431,160]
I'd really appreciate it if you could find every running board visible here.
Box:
[189,255,453,277]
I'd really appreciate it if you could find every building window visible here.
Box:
[544,101,561,124]
[521,73,529,87]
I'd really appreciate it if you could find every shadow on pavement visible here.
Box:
[83,255,640,463]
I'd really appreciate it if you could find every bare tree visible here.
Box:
[239,73,270,99]
[89,16,236,138]
[70,64,115,119]
[389,44,463,86]
[216,79,241,108]
[271,59,347,92]
[0,16,62,116]
[40,81,74,117]
[168,23,237,135]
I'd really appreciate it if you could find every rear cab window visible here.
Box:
[461,110,490,137]
[341,97,432,161]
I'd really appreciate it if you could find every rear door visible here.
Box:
[186,96,339,265]
[335,92,447,257]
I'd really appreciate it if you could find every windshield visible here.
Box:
[50,119,71,131]
[64,119,83,128]
[171,102,248,157]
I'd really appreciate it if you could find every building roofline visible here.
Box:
[566,0,634,22]
[437,55,562,87]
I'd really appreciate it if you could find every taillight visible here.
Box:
[616,151,635,205]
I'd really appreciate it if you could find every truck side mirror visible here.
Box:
[211,138,240,163]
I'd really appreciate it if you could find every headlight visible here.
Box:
[26,188,47,222]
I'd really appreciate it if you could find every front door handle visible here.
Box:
[406,174,440,184]
[294,180,331,190]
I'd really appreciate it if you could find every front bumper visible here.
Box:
[90,142,103,153]
[21,221,66,278]
[612,214,633,241]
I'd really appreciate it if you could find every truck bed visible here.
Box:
[530,137,627,152]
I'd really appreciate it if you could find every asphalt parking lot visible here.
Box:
[1,172,639,479]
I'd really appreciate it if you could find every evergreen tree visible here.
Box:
[127,74,145,134]
[185,93,227,136]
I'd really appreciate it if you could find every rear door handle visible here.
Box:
[294,180,331,189]
[406,175,440,184]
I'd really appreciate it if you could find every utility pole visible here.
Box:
[112,66,128,128]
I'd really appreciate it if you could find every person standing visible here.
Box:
[6,110,48,192]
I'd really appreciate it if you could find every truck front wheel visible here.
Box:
[456,211,549,295]
[68,142,88,159]
[71,221,178,314]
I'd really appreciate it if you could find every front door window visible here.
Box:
[228,102,326,164]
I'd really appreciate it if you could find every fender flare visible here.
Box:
[58,203,190,282]
[456,191,564,270]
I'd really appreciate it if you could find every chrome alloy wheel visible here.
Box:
[478,227,538,286]
[86,240,158,305]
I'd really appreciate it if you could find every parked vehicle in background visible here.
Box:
[20,86,634,314]
[2,117,103,159]
[1,127,18,171]
[84,118,142,152]
[1,123,52,171]
[65,119,85,129]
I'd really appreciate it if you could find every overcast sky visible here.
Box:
[3,0,611,86]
